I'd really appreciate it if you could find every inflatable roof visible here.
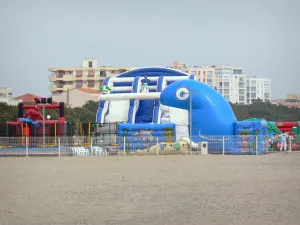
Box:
[116,67,190,78]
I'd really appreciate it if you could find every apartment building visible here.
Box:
[246,77,271,104]
[215,65,272,104]
[48,58,135,95]
[0,88,20,105]
[216,66,247,104]
[272,94,300,108]
[48,59,271,105]
[286,94,300,102]
[0,88,12,103]
[169,61,217,88]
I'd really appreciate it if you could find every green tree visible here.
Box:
[0,103,18,123]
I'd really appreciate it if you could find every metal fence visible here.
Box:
[0,135,298,157]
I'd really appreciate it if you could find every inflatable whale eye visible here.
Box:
[176,87,190,100]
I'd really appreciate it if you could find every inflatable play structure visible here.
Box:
[274,121,298,133]
[243,118,281,136]
[8,100,66,139]
[97,67,272,155]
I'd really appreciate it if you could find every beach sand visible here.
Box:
[1,154,300,225]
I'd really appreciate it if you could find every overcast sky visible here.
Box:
[0,0,299,98]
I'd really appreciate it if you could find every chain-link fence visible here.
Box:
[0,135,298,157]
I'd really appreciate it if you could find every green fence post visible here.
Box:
[69,122,73,136]
[6,122,8,137]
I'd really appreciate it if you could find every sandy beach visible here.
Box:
[1,154,300,225]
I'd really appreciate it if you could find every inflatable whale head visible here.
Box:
[160,79,237,138]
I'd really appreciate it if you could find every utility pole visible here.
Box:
[189,93,192,154]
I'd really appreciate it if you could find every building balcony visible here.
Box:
[49,84,75,92]
[49,74,74,82]
[61,75,74,81]
[86,75,95,80]
[62,84,75,91]
[94,76,106,81]
[49,85,61,92]
[75,75,84,80]
[49,75,55,82]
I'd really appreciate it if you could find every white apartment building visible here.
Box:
[247,77,271,104]
[48,58,136,95]
[169,62,217,88]
[0,88,19,105]
[216,66,247,104]
[216,65,271,104]
[0,88,12,103]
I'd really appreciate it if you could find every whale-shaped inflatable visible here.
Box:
[160,79,237,144]
[97,67,269,155]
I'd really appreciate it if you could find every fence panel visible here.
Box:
[0,137,27,157]
[27,137,59,157]
[0,135,299,157]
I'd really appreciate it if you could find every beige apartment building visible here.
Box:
[48,58,135,95]
[286,94,300,101]
[169,61,217,87]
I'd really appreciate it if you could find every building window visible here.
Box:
[233,69,242,74]
[87,80,95,88]
[239,89,244,95]
[88,70,94,76]
[251,87,256,92]
[224,82,230,88]
[207,79,213,85]
[119,69,127,73]
[207,71,213,77]
[223,89,230,95]
[88,61,93,68]
[56,71,65,78]
[76,71,83,77]
[251,93,256,98]
[239,96,245,101]
[99,71,106,77]
[76,81,83,88]
[224,95,229,101]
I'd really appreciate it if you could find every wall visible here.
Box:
[52,89,100,107]
[169,62,217,88]
[82,58,98,68]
